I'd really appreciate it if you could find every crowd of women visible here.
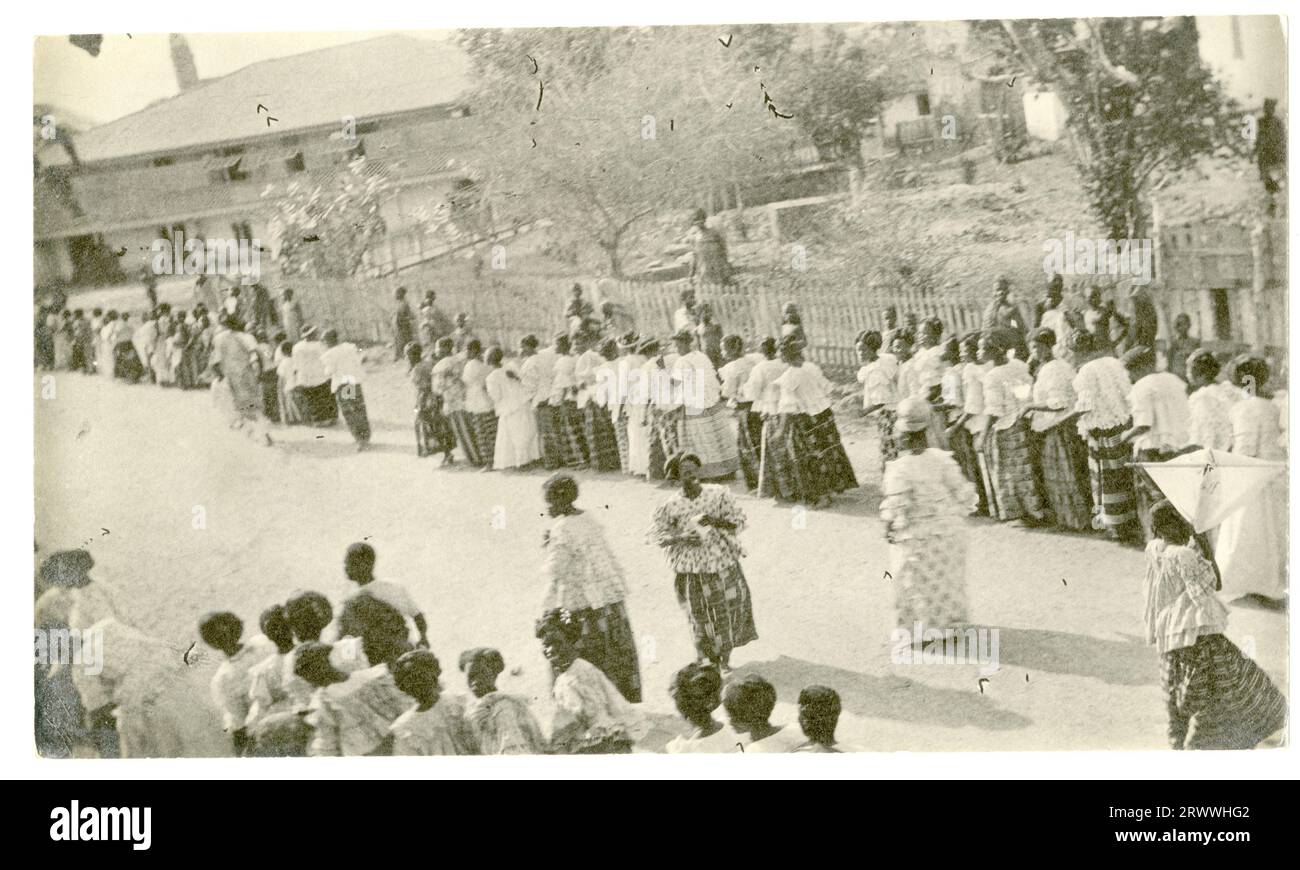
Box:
[34,276,1288,754]
[34,464,843,757]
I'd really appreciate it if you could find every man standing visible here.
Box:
[1128,284,1158,353]
[982,277,1026,335]
[280,288,303,344]
[1255,98,1286,215]
[1164,313,1199,378]
[392,286,415,362]
[321,328,370,451]
[687,208,733,286]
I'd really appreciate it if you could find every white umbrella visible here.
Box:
[1138,448,1286,533]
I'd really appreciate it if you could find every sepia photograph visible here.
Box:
[28,8,1290,766]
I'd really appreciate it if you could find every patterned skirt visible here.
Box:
[1162,633,1287,750]
[877,408,900,475]
[449,410,483,466]
[948,425,989,514]
[535,403,565,470]
[681,402,740,479]
[673,562,759,664]
[614,410,631,473]
[1085,422,1139,536]
[549,601,642,704]
[647,418,667,481]
[653,407,682,469]
[415,397,457,458]
[891,524,970,629]
[759,416,800,500]
[1035,424,1093,531]
[558,400,589,467]
[299,380,338,425]
[336,385,371,445]
[989,421,1048,523]
[735,404,762,490]
[778,409,859,503]
[583,404,621,472]
[471,410,498,467]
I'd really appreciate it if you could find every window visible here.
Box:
[152,156,175,167]
[285,151,305,173]
[219,145,246,157]
[356,121,381,135]
[916,93,932,116]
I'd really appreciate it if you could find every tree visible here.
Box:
[971,17,1241,239]
[456,25,805,277]
[262,157,390,278]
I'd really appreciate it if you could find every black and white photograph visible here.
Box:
[25,6,1292,769]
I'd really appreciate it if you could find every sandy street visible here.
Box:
[34,362,1288,754]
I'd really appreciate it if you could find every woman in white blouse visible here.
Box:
[460,338,495,468]
[1024,327,1092,530]
[772,336,859,506]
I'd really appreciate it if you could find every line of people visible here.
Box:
[856,309,1287,608]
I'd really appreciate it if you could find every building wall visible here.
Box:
[1196,15,1287,112]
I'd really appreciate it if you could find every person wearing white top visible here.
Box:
[485,346,541,469]
[460,338,495,468]
[320,329,371,449]
[575,332,621,471]
[547,334,588,468]
[978,329,1048,524]
[519,334,563,469]
[1184,348,1233,452]
[718,335,767,490]
[1121,346,1190,542]
[338,542,429,648]
[612,334,647,475]
[857,330,900,474]
[945,332,994,516]
[665,329,737,479]
[291,328,338,425]
[1024,328,1091,531]
[769,337,858,505]
[1069,329,1141,543]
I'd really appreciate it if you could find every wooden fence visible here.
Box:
[286,270,988,378]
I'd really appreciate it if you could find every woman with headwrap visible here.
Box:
[664,662,739,753]
[617,333,649,476]
[460,339,496,469]
[432,336,470,462]
[771,336,859,505]
[1214,356,1287,604]
[650,453,758,671]
[669,328,739,480]
[1144,502,1285,749]
[459,647,546,755]
[880,397,978,631]
[857,330,899,476]
[573,329,621,471]
[540,474,641,702]
[536,609,643,754]
[1070,329,1142,544]
[978,328,1050,524]
[1024,327,1093,531]
[486,345,541,470]
[1184,349,1236,453]
[941,332,987,514]
[718,334,765,490]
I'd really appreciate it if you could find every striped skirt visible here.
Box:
[614,409,631,473]
[550,601,642,704]
[1085,422,1139,535]
[735,403,762,490]
[759,416,800,501]
[583,404,621,472]
[948,425,989,515]
[1035,424,1093,531]
[673,562,759,665]
[558,400,589,467]
[989,421,1048,523]
[471,411,498,467]
[535,403,565,470]
[449,410,484,466]
[877,408,899,475]
[680,402,740,479]
[1163,633,1287,750]
[779,409,859,503]
[653,407,682,468]
[415,397,456,458]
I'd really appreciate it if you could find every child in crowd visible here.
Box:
[460,647,546,755]
[389,649,476,755]
[199,611,277,756]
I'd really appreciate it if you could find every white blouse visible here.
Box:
[774,362,833,415]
